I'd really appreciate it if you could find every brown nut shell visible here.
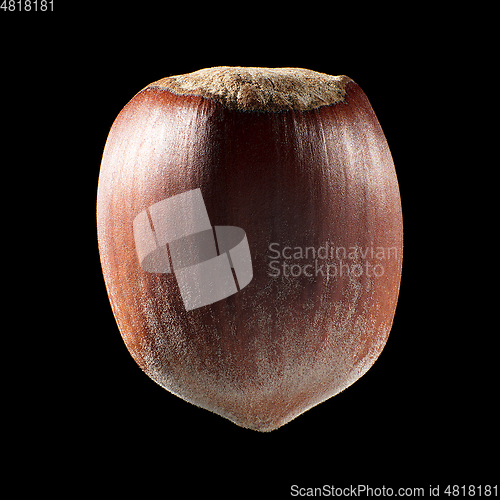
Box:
[97,67,403,432]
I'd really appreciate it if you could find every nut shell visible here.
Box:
[97,68,402,431]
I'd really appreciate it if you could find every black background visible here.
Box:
[4,4,495,497]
